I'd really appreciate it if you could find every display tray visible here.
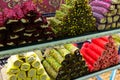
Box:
[0,28,120,57]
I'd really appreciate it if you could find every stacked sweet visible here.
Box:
[35,44,89,80]
[50,0,97,37]
[0,1,55,47]
[90,0,120,30]
[80,36,119,72]
[1,52,50,80]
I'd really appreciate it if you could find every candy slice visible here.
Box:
[92,6,108,15]
[42,60,57,79]
[46,56,61,72]
[28,68,36,77]
[17,71,26,79]
[90,1,111,9]
[49,49,64,64]
[20,63,30,71]
[7,55,23,67]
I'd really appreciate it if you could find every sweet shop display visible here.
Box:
[80,36,119,72]
[0,37,119,80]
[50,0,97,37]
[90,0,120,30]
[0,1,55,47]
[0,0,120,80]
[0,39,119,80]
[1,52,50,80]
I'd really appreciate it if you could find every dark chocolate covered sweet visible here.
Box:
[0,1,55,47]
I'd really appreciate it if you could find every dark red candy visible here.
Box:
[13,5,24,19]
[3,8,17,21]
[22,1,40,17]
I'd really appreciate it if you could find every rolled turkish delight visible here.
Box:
[49,49,64,64]
[117,22,120,27]
[112,34,120,42]
[31,57,40,68]
[28,68,36,77]
[92,38,109,49]
[93,12,106,23]
[90,1,111,9]
[86,48,100,61]
[92,6,108,15]
[3,8,17,21]
[6,65,20,74]
[7,55,23,67]
[55,47,70,58]
[117,5,120,9]
[109,5,115,10]
[110,0,120,4]
[113,15,119,22]
[64,44,79,54]
[25,52,37,63]
[21,1,39,19]
[37,68,44,75]
[111,22,116,28]
[108,9,117,16]
[32,76,38,80]
[34,50,44,61]
[107,16,113,23]
[9,74,17,80]
[80,47,96,66]
[20,63,30,71]
[42,60,57,79]
[97,23,106,30]
[105,24,111,29]
[46,56,61,72]
[86,62,94,72]
[117,9,120,15]
[13,5,24,19]
[39,73,50,80]
[17,71,26,79]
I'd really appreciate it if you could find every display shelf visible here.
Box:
[75,64,120,80]
[0,29,120,57]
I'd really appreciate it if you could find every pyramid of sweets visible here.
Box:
[1,52,51,80]
[0,1,55,47]
[90,0,120,30]
[35,44,89,80]
[50,0,97,37]
[80,36,119,72]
